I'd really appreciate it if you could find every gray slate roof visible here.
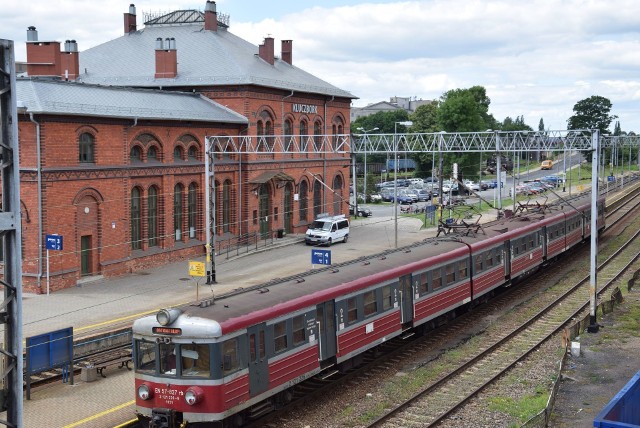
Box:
[76,13,355,99]
[16,78,248,123]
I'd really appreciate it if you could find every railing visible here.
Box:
[215,231,280,260]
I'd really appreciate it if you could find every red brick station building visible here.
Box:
[15,2,355,292]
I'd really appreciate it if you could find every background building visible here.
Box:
[351,96,434,122]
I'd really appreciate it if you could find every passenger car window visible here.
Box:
[222,338,240,375]
[274,321,288,353]
[347,297,358,323]
[364,291,377,317]
[293,315,305,346]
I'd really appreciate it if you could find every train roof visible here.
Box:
[134,191,599,338]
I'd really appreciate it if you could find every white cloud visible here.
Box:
[4,0,639,132]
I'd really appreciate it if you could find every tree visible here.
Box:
[437,87,485,132]
[351,109,410,135]
[407,102,440,177]
[613,121,622,136]
[436,86,497,180]
[538,118,545,132]
[351,110,410,165]
[500,115,533,132]
[567,95,617,133]
[410,102,439,133]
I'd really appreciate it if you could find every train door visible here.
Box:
[503,241,511,278]
[316,302,337,362]
[247,323,269,397]
[399,274,414,325]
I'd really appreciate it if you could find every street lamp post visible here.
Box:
[394,121,413,248]
[356,127,379,202]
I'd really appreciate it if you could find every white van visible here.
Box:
[305,214,350,246]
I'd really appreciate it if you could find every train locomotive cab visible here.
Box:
[134,308,228,428]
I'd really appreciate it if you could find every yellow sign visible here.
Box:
[188,261,205,277]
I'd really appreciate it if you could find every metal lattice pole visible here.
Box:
[0,38,24,428]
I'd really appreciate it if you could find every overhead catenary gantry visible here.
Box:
[206,129,639,155]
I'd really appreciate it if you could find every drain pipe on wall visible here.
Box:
[29,112,43,292]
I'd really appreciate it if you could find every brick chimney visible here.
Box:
[281,40,292,65]
[124,4,137,34]
[204,1,218,32]
[258,36,274,65]
[25,26,62,78]
[155,38,178,79]
[60,40,79,80]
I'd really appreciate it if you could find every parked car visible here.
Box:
[416,189,431,201]
[480,180,495,189]
[368,193,383,202]
[349,206,372,217]
[463,180,480,191]
[401,189,419,203]
[394,193,414,205]
[441,181,459,194]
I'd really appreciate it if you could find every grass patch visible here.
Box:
[488,385,548,423]
[616,305,640,337]
[356,400,388,424]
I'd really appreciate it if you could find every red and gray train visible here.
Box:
[133,193,605,428]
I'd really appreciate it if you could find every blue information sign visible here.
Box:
[311,249,331,265]
[45,234,63,251]
[607,175,615,182]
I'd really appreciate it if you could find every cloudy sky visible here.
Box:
[4,0,639,132]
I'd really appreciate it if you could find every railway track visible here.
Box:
[259,186,640,427]
[365,204,640,427]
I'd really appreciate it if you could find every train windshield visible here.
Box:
[134,340,211,378]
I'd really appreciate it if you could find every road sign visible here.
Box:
[45,234,63,251]
[608,175,615,182]
[311,249,331,266]
[188,260,206,277]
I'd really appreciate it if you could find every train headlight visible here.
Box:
[138,384,153,400]
[156,308,182,326]
[184,386,204,406]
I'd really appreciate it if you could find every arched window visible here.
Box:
[148,146,158,162]
[223,180,231,233]
[299,181,308,223]
[174,146,184,161]
[174,184,184,241]
[332,124,337,150]
[265,120,274,151]
[314,121,322,151]
[131,187,142,250]
[188,145,198,161]
[333,118,344,150]
[332,175,343,215]
[284,119,293,151]
[148,186,158,247]
[300,120,308,152]
[188,183,197,239]
[313,180,322,218]
[79,132,95,163]
[130,146,142,163]
[257,121,265,151]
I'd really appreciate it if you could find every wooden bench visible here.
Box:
[83,347,132,378]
